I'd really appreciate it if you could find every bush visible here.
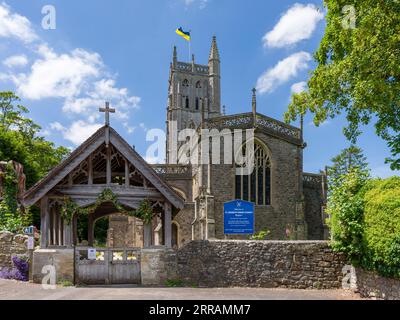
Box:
[328,168,369,263]
[249,229,270,240]
[329,173,400,278]
[362,177,400,277]
[0,255,29,281]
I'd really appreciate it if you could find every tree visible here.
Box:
[327,145,369,190]
[0,91,70,228]
[285,0,400,170]
[0,91,69,188]
[328,167,370,264]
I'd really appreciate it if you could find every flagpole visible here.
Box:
[189,30,192,61]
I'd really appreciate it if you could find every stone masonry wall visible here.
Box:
[303,182,325,240]
[175,240,348,289]
[0,231,29,269]
[355,268,400,300]
[209,131,303,240]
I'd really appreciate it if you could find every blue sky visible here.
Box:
[0,0,398,177]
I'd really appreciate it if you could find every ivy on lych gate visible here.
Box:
[60,188,154,224]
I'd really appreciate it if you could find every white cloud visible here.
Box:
[139,122,148,132]
[263,3,324,48]
[62,78,141,119]
[62,120,102,145]
[308,119,330,127]
[14,49,102,100]
[291,81,307,94]
[1,3,142,146]
[3,54,28,68]
[183,0,208,9]
[0,3,38,43]
[256,51,311,94]
[49,121,65,131]
[123,122,136,134]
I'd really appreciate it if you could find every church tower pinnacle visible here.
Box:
[166,36,222,163]
[208,36,221,116]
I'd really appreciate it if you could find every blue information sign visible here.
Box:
[224,200,254,235]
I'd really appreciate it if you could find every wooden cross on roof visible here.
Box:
[99,101,115,126]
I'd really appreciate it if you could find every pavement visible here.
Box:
[0,279,364,300]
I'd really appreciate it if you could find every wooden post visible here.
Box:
[164,202,172,248]
[124,159,129,187]
[59,215,63,246]
[106,147,112,185]
[143,223,152,248]
[72,214,78,245]
[88,214,94,247]
[40,197,49,248]
[63,222,72,247]
[53,209,58,246]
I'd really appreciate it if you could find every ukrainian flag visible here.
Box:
[175,27,191,41]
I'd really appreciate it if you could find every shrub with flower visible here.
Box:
[0,255,29,281]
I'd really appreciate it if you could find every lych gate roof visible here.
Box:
[23,126,184,209]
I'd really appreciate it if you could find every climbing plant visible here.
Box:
[61,188,154,224]
[0,162,26,232]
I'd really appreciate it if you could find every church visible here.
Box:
[23,36,328,255]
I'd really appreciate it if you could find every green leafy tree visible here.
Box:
[0,91,69,188]
[327,145,369,190]
[285,0,400,170]
[0,91,70,228]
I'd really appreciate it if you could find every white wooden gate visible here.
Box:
[75,247,141,285]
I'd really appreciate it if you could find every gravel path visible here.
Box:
[0,279,364,300]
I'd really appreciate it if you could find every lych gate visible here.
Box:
[23,110,184,284]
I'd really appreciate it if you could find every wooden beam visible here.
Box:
[24,136,104,206]
[110,133,185,209]
[40,197,49,248]
[164,202,172,248]
[88,154,93,185]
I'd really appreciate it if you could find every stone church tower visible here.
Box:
[166,36,221,163]
[160,36,329,246]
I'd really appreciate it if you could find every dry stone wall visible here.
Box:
[0,231,29,269]
[175,240,348,289]
[355,268,400,300]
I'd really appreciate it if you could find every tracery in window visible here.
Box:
[235,142,271,205]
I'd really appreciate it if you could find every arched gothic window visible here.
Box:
[182,79,189,87]
[235,142,271,205]
[185,96,189,108]
[195,81,201,89]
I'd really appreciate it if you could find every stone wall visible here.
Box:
[355,268,400,300]
[32,248,74,283]
[0,231,29,269]
[141,248,178,286]
[303,179,325,240]
[208,131,304,240]
[173,202,195,247]
[175,240,348,289]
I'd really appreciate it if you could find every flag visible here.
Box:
[175,27,191,41]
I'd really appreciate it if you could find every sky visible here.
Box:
[0,0,398,178]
